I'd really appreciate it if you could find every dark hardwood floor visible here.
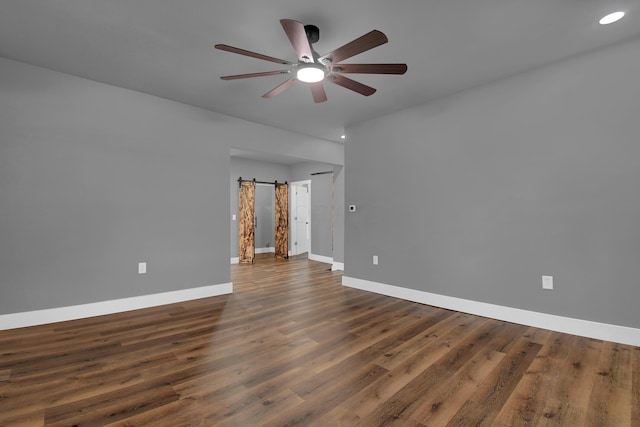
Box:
[1,253,639,426]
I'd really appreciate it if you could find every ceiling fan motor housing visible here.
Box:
[304,25,320,44]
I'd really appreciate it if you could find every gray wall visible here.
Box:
[345,36,640,329]
[0,57,343,315]
[332,165,345,264]
[229,157,290,257]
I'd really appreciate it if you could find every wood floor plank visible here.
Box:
[0,351,173,420]
[444,338,542,426]
[0,410,44,427]
[375,312,483,371]
[492,331,575,425]
[308,404,361,427]
[217,387,305,427]
[548,335,605,425]
[102,399,196,427]
[0,369,10,382]
[585,340,633,426]
[342,315,489,420]
[634,347,640,424]
[409,349,505,425]
[353,318,506,425]
[265,362,389,426]
[0,253,638,426]
[43,379,180,426]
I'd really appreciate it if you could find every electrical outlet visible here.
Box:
[373,255,379,265]
[138,262,147,274]
[542,275,553,290]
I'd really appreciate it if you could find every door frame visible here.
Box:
[290,180,311,257]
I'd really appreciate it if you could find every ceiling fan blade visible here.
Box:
[331,63,407,75]
[221,70,290,80]
[319,30,388,64]
[262,78,297,99]
[280,19,315,63]
[328,74,376,96]
[215,44,292,65]
[310,82,328,103]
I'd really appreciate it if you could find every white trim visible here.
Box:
[230,257,239,264]
[331,262,345,271]
[0,283,233,331]
[255,247,275,254]
[309,253,333,264]
[342,276,640,347]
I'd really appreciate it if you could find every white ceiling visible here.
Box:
[1,0,639,144]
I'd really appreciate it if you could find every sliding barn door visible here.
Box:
[274,183,289,259]
[238,180,256,263]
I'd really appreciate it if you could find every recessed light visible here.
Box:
[599,11,625,25]
[341,135,346,139]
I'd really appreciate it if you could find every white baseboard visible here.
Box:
[255,247,275,254]
[342,276,640,347]
[331,262,345,271]
[309,253,334,264]
[232,248,275,264]
[0,282,233,331]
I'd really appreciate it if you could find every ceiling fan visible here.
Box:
[214,19,407,103]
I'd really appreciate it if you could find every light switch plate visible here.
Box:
[542,275,553,290]
[138,262,147,274]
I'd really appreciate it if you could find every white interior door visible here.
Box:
[292,183,310,255]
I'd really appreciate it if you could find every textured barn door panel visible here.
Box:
[239,181,255,263]
[275,183,289,259]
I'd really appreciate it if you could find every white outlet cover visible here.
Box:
[138,262,147,274]
[542,275,553,290]
[373,255,379,265]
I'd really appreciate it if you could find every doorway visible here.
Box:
[237,178,289,263]
[290,180,311,257]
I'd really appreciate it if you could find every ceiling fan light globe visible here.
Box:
[297,65,325,83]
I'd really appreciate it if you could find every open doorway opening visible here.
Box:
[236,178,289,264]
[254,183,275,256]
[230,149,343,269]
